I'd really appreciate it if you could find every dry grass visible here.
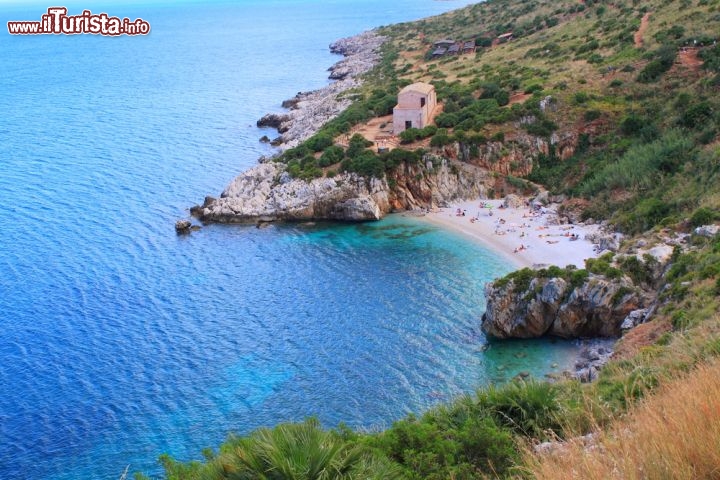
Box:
[526,359,720,480]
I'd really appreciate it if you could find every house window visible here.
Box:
[405,120,412,129]
[420,97,426,107]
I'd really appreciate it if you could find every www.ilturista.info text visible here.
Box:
[8,7,150,36]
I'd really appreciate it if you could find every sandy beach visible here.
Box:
[417,198,602,269]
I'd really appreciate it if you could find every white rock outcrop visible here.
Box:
[193,162,390,222]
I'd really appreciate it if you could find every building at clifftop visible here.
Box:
[392,82,437,134]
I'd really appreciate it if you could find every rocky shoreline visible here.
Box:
[256,31,387,150]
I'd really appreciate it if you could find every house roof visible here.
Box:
[433,38,455,45]
[448,44,460,53]
[497,32,514,39]
[463,41,475,48]
[400,82,435,96]
[431,47,447,56]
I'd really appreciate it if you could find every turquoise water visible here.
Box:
[0,2,582,479]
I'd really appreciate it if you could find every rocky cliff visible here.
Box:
[192,156,495,223]
[481,273,652,339]
[256,31,387,149]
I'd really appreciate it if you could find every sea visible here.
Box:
[0,1,582,478]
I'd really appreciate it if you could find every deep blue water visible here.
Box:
[0,2,582,479]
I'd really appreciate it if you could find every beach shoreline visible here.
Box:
[411,198,603,270]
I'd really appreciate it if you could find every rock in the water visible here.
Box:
[281,96,301,109]
[481,277,567,338]
[257,31,387,150]
[481,273,650,339]
[194,156,496,225]
[192,162,390,223]
[175,219,192,234]
[257,113,290,130]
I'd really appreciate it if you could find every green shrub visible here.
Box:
[637,45,676,83]
[620,114,645,135]
[700,43,720,72]
[618,254,656,286]
[570,269,589,288]
[573,91,590,104]
[430,133,453,147]
[400,128,422,144]
[581,130,694,196]
[346,134,373,159]
[476,381,563,439]
[524,83,544,94]
[524,118,558,137]
[690,207,717,227]
[679,101,713,129]
[435,112,459,128]
[584,109,602,122]
[494,90,510,106]
[319,145,344,167]
[346,151,386,178]
[305,132,334,152]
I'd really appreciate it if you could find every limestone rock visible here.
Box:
[482,273,650,339]
[645,244,674,264]
[257,113,290,130]
[175,219,192,234]
[587,231,623,252]
[481,277,567,338]
[695,224,720,237]
[195,156,496,224]
[258,31,387,150]
[621,308,649,330]
[533,190,550,206]
[550,277,644,338]
[193,162,390,223]
[503,193,523,208]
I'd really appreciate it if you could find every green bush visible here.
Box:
[305,132,334,152]
[346,134,373,159]
[679,101,713,129]
[690,207,717,227]
[158,418,401,480]
[430,133,453,147]
[524,83,544,94]
[382,148,424,168]
[494,90,510,106]
[476,381,563,439]
[584,109,602,122]
[573,91,590,104]
[699,43,720,72]
[637,45,676,83]
[435,112,459,128]
[620,114,645,135]
[400,128,422,144]
[346,151,386,178]
[319,145,344,167]
[581,130,694,195]
[524,117,558,137]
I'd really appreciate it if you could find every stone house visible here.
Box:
[392,82,437,133]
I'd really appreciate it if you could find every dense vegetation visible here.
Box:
[143,0,720,478]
